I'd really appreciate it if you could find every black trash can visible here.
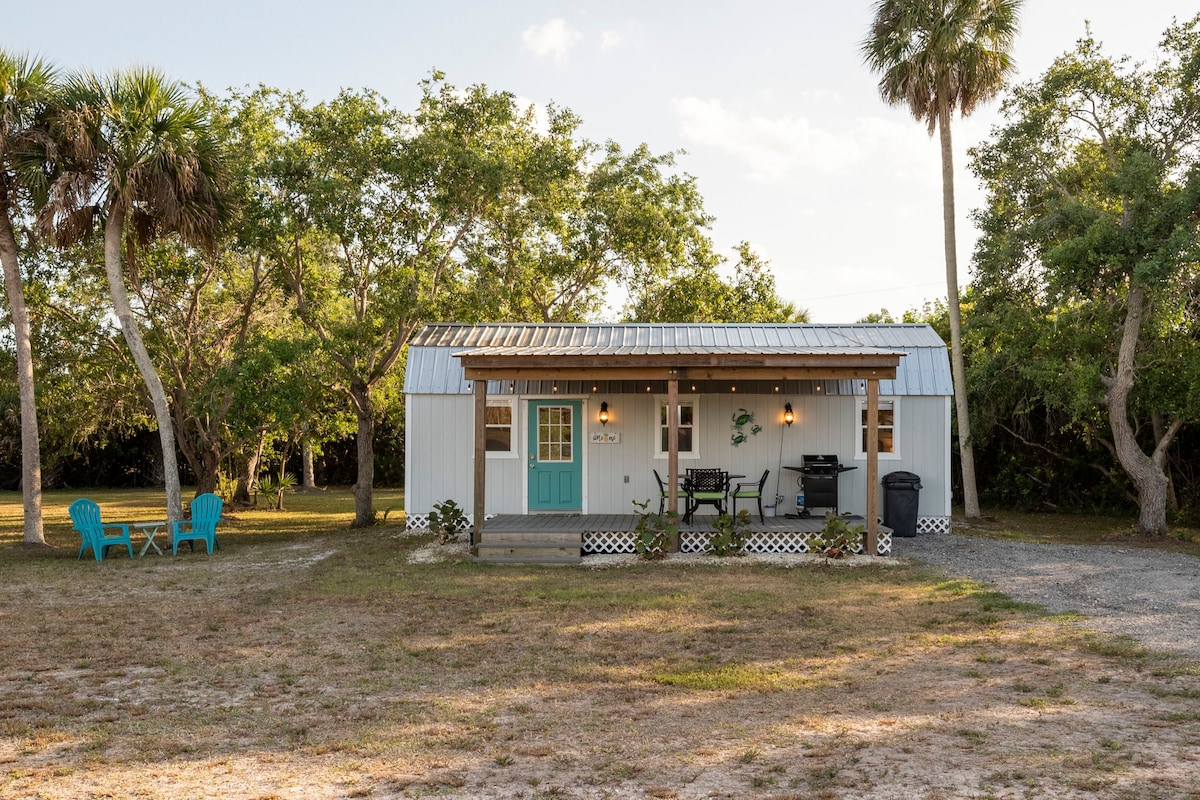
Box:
[882,471,922,537]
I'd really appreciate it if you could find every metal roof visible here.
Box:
[405,323,952,396]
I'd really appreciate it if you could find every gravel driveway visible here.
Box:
[893,531,1200,658]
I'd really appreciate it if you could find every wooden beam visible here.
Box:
[459,352,901,370]
[462,366,898,382]
[667,378,679,552]
[472,379,486,555]
[865,380,879,557]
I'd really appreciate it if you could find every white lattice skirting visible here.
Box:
[585,529,893,557]
[916,516,951,535]
[406,513,475,532]
[402,516,956,556]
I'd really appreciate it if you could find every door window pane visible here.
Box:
[537,406,573,462]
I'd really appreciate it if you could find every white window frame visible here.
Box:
[484,398,517,459]
[854,395,901,461]
[653,396,700,460]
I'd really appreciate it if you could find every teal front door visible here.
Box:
[527,401,582,512]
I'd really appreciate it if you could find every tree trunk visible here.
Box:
[0,210,44,545]
[938,105,980,518]
[234,431,266,505]
[194,446,220,496]
[301,440,317,490]
[350,380,375,527]
[104,208,182,525]
[1104,283,1172,534]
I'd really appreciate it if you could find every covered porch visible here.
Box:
[458,333,903,560]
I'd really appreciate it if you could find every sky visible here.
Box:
[6,1,1196,322]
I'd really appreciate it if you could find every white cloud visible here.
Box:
[670,96,863,181]
[522,19,583,65]
[600,30,622,50]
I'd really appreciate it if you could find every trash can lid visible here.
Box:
[882,470,922,486]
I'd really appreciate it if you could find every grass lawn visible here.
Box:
[1,490,1198,799]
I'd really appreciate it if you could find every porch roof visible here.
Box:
[405,323,952,395]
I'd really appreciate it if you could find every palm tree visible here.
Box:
[0,50,56,546]
[862,0,1021,518]
[42,68,226,525]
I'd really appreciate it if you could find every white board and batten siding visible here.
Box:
[404,323,954,529]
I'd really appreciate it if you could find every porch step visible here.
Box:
[475,531,583,564]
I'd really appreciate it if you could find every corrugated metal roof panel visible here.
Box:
[404,323,952,396]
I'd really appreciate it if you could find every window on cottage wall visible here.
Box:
[485,400,515,455]
[856,397,900,459]
[656,398,699,458]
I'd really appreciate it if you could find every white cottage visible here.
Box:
[404,323,953,560]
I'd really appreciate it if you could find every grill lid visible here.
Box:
[801,454,857,474]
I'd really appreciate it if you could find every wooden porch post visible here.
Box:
[865,378,879,556]
[472,379,487,555]
[667,376,680,552]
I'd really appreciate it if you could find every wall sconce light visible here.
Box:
[599,402,609,426]
[784,402,794,427]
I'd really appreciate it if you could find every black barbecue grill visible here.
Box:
[791,454,857,516]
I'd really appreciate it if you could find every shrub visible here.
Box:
[706,510,751,556]
[428,499,468,544]
[809,511,864,561]
[258,472,297,510]
[632,499,679,559]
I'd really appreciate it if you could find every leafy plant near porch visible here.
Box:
[632,498,679,559]
[429,499,468,544]
[706,510,751,556]
[809,511,865,562]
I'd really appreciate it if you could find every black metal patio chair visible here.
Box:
[732,469,770,523]
[682,468,729,523]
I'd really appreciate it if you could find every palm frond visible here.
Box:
[862,0,1022,133]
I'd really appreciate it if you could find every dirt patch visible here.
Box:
[1,532,1198,799]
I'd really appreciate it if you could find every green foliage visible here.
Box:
[428,499,468,545]
[967,15,1200,528]
[625,242,808,323]
[258,472,297,511]
[809,512,864,561]
[215,472,238,502]
[632,498,679,559]
[862,0,1021,131]
[706,510,751,556]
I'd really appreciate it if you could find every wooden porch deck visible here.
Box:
[484,513,838,535]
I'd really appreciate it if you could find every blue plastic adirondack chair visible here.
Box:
[171,493,223,555]
[68,498,134,561]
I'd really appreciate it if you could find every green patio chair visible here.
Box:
[171,493,224,555]
[69,498,134,562]
[732,469,770,523]
[683,468,730,523]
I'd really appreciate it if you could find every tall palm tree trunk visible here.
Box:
[104,206,183,525]
[0,211,44,544]
[938,105,980,518]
